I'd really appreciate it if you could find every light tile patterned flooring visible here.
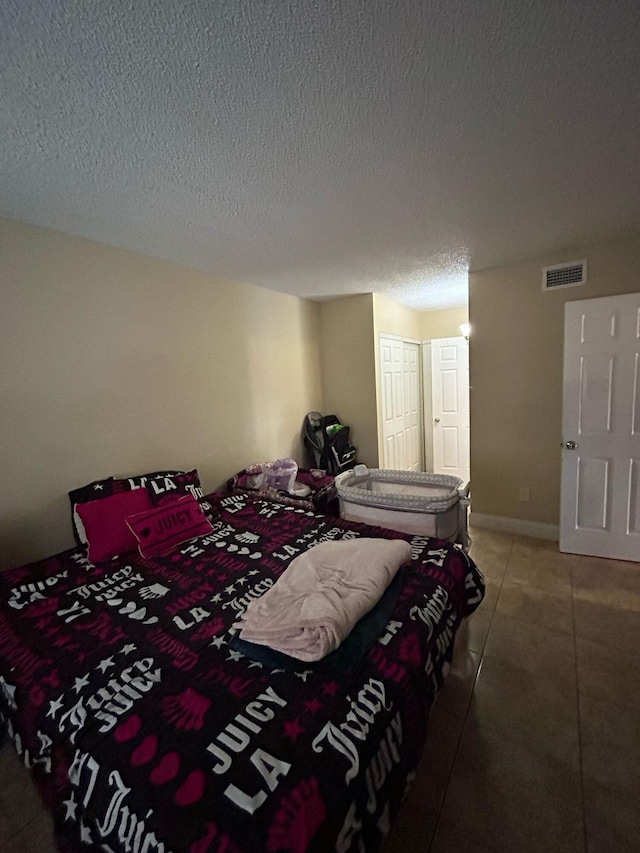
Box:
[1,528,639,852]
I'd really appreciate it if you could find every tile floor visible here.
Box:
[1,527,639,852]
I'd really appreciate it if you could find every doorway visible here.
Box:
[423,336,470,482]
[560,292,640,561]
[378,333,470,479]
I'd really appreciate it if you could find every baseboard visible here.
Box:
[469,512,559,541]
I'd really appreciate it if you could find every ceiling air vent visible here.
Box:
[542,259,587,291]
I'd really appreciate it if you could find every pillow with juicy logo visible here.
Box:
[76,488,153,563]
[126,495,214,559]
[147,469,211,508]
[69,469,185,546]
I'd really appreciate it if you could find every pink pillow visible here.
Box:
[126,495,214,559]
[76,488,153,563]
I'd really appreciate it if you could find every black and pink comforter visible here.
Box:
[0,492,484,853]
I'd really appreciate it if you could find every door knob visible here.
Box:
[564,440,578,449]
[434,418,440,423]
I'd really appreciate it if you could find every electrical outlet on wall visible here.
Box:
[519,487,530,502]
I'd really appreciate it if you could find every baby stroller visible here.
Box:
[303,412,357,476]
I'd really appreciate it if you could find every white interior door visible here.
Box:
[431,337,470,482]
[560,292,640,561]
[380,336,422,470]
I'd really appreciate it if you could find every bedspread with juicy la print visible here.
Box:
[0,492,484,853]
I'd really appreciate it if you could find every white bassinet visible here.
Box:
[335,467,470,550]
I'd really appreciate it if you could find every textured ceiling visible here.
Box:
[1,0,639,310]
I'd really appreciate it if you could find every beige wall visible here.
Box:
[319,295,379,467]
[420,306,468,340]
[372,294,468,342]
[18,211,632,561]
[0,218,323,569]
[372,293,423,340]
[470,235,640,527]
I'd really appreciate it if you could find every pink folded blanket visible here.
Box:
[234,537,412,661]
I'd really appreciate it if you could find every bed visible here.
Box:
[0,478,484,853]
